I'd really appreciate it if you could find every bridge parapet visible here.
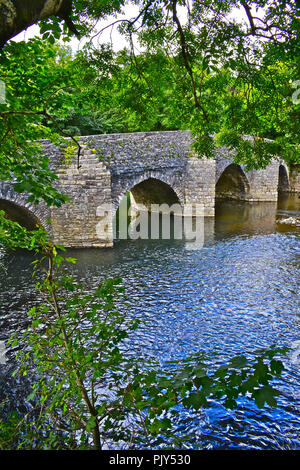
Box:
[78,130,193,172]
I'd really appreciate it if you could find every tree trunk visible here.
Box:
[0,0,73,48]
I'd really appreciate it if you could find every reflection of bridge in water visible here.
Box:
[0,131,292,248]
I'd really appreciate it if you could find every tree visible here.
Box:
[70,43,299,169]
[0,0,128,48]
[0,40,80,208]
[125,1,299,167]
[0,0,80,48]
[1,1,299,184]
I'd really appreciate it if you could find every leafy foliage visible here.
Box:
[1,1,299,208]
[0,39,75,206]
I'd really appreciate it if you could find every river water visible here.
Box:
[0,194,299,449]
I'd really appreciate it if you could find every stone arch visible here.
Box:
[113,176,184,242]
[130,178,182,212]
[278,163,290,192]
[215,163,250,200]
[112,172,184,216]
[0,183,51,232]
[0,199,43,231]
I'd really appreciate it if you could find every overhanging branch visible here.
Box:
[0,0,80,49]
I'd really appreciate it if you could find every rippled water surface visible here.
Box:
[0,194,299,449]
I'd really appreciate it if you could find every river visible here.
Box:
[0,194,299,449]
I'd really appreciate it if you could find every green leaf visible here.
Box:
[270,359,284,376]
[26,390,36,402]
[183,392,207,410]
[229,355,248,369]
[253,386,279,409]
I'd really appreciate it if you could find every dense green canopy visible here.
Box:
[0,1,299,205]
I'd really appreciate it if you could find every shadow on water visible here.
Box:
[215,194,300,239]
[215,200,278,238]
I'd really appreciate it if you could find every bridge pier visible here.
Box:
[50,147,114,248]
[245,160,282,201]
[184,156,216,216]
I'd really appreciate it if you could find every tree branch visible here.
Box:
[241,1,256,34]
[0,0,79,49]
[171,0,209,122]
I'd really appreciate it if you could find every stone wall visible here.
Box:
[246,160,280,201]
[184,156,216,216]
[215,152,280,202]
[50,145,113,248]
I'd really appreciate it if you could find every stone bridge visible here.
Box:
[0,130,292,248]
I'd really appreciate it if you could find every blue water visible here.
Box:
[0,195,299,449]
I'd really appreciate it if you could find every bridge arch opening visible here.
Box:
[0,199,41,231]
[216,164,250,201]
[114,178,183,240]
[278,164,289,193]
[129,177,182,212]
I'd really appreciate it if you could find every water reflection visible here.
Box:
[277,193,300,213]
[215,201,278,238]
[0,195,299,449]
